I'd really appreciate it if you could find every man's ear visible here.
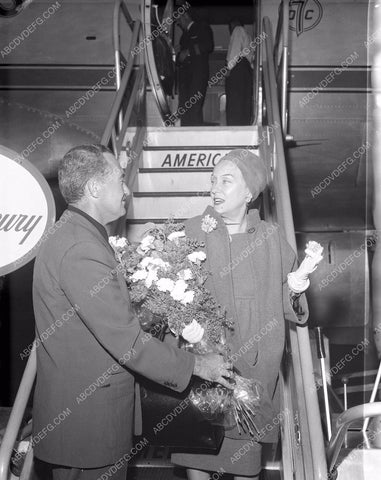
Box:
[86,178,101,198]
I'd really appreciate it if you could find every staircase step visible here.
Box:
[133,192,209,197]
[336,447,381,479]
[144,125,259,147]
[137,170,212,192]
[127,194,210,219]
[140,147,257,170]
[334,429,381,479]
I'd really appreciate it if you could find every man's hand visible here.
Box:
[193,353,233,388]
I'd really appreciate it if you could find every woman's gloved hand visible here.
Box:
[287,241,324,293]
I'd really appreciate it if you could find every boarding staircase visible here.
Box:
[95,1,381,479]
[1,1,381,480]
[122,126,259,241]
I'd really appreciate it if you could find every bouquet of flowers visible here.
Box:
[109,221,261,435]
[110,221,230,350]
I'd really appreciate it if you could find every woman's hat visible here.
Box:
[219,149,267,199]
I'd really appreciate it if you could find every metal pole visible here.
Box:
[368,0,381,436]
[281,0,289,134]
[362,360,381,432]
[0,343,36,480]
[315,327,332,439]
[342,376,348,411]
[113,0,123,133]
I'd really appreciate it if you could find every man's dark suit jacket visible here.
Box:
[178,20,214,125]
[32,209,195,468]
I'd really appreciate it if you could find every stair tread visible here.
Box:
[133,191,209,197]
[139,167,213,173]
[140,145,258,150]
[143,126,259,147]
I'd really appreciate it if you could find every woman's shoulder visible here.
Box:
[259,219,280,236]
[184,214,205,240]
[260,220,296,258]
[184,214,203,229]
[247,210,279,236]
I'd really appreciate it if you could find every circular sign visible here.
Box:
[289,0,323,36]
[0,146,56,275]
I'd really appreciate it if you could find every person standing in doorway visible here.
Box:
[226,19,254,126]
[176,9,214,126]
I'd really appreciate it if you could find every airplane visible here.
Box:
[0,0,379,479]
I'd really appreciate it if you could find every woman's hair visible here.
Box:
[58,144,113,204]
[229,18,243,33]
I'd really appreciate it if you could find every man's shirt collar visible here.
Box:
[67,205,109,243]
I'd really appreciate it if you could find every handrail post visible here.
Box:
[113,0,130,134]
[101,18,141,149]
[113,0,123,93]
[281,0,289,135]
[252,0,261,126]
[0,343,36,480]
[327,402,381,474]
[262,17,327,479]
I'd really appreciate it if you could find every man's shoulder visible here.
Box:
[36,210,101,263]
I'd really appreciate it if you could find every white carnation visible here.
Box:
[187,251,206,263]
[138,235,155,253]
[182,319,204,343]
[150,258,169,270]
[156,278,175,292]
[170,279,188,301]
[178,268,193,280]
[145,267,158,288]
[168,231,186,241]
[140,257,169,270]
[181,290,195,305]
[109,236,127,249]
[131,269,148,282]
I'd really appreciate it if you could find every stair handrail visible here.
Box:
[262,16,327,479]
[0,343,36,480]
[113,0,134,94]
[252,0,261,126]
[273,0,290,135]
[326,402,381,475]
[274,1,283,65]
[280,0,289,134]
[101,0,144,157]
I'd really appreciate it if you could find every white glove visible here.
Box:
[182,319,204,343]
[288,241,324,293]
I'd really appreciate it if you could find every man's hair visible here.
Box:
[58,144,113,204]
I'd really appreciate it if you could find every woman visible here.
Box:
[171,149,308,480]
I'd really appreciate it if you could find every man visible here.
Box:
[32,144,231,479]
[177,10,213,126]
[226,19,254,125]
